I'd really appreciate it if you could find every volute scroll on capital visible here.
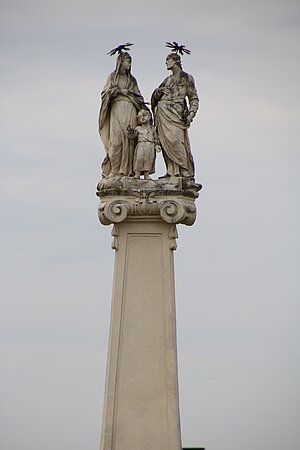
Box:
[97,193,198,226]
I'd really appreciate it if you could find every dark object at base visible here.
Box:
[183,447,205,450]
[158,174,171,179]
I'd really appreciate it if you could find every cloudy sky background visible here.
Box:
[1,0,299,449]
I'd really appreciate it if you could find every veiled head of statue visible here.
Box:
[116,52,132,73]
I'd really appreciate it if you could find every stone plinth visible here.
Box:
[97,177,201,450]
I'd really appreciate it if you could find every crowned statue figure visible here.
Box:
[151,42,199,179]
[98,43,145,178]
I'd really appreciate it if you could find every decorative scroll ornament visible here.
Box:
[158,199,185,224]
[98,196,197,226]
[98,200,129,225]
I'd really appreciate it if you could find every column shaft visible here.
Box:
[100,218,181,450]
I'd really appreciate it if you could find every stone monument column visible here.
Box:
[97,177,201,450]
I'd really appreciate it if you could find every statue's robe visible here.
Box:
[133,124,159,174]
[151,71,199,177]
[99,73,144,177]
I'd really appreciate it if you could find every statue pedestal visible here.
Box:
[97,178,201,450]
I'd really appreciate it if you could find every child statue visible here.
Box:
[127,109,161,179]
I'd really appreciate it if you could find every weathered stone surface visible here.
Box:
[100,219,182,450]
[98,43,200,181]
[97,177,201,226]
[98,47,145,179]
[127,109,161,179]
[97,178,201,449]
[97,175,201,195]
[151,47,199,178]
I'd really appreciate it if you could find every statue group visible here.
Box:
[98,42,199,181]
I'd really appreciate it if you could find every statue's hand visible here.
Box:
[119,88,129,95]
[186,111,195,127]
[155,144,162,153]
[127,125,136,138]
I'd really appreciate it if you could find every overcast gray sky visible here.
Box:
[1,0,299,449]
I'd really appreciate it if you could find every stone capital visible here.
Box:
[96,177,202,226]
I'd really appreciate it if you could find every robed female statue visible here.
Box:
[98,45,145,178]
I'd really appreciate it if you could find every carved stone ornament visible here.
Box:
[97,177,201,226]
[98,42,199,181]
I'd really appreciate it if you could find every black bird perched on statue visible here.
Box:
[107,42,134,56]
[165,41,191,55]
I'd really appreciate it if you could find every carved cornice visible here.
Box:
[97,177,201,226]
